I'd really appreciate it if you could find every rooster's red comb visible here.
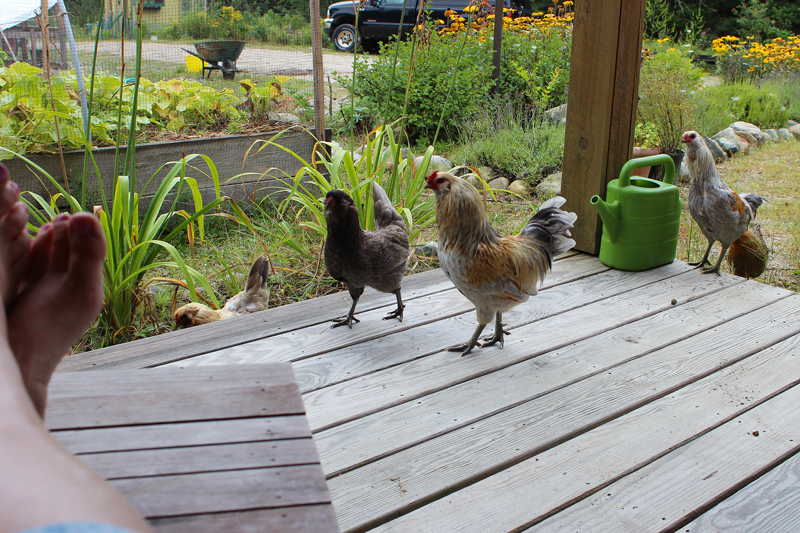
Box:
[427,171,439,183]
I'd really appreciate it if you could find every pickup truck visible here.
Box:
[323,0,533,52]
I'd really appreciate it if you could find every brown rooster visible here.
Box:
[324,181,410,328]
[682,130,765,275]
[425,171,577,356]
[174,256,272,328]
[727,224,769,279]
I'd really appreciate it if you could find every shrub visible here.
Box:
[694,82,790,130]
[449,100,565,184]
[637,47,702,151]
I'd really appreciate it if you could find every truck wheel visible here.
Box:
[332,24,359,53]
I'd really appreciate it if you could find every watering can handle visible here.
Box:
[618,154,676,187]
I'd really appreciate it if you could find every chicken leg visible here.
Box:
[330,287,364,329]
[381,291,405,322]
[689,238,714,269]
[701,244,728,276]
[479,313,510,349]
[445,323,487,357]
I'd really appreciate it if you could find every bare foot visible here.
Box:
[7,212,106,418]
[0,164,30,306]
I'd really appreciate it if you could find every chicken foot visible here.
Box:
[381,291,405,322]
[689,239,714,269]
[444,323,487,357]
[330,287,363,329]
[700,245,728,276]
[479,313,510,349]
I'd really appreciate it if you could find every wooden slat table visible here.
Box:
[45,364,340,533]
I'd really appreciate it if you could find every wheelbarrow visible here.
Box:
[182,40,246,80]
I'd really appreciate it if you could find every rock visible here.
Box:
[270,112,301,123]
[416,155,452,173]
[736,131,757,151]
[415,242,438,258]
[487,177,509,191]
[465,175,483,189]
[788,123,800,139]
[731,121,766,146]
[788,120,799,127]
[702,136,727,163]
[765,129,779,142]
[536,172,562,196]
[508,180,529,195]
[735,134,751,155]
[777,128,795,141]
[543,103,568,125]
[712,127,741,156]
[477,166,494,180]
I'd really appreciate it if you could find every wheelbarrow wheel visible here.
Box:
[222,60,235,80]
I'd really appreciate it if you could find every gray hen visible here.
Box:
[324,181,410,328]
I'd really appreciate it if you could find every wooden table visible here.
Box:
[46,363,340,533]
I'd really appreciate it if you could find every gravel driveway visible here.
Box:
[74,40,370,79]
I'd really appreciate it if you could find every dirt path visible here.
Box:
[74,40,370,79]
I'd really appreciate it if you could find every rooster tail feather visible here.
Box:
[740,193,766,219]
[372,181,406,231]
[245,256,272,295]
[521,196,578,258]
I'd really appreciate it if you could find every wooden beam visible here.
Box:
[561,0,646,254]
[310,0,325,140]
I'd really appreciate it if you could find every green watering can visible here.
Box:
[590,154,683,271]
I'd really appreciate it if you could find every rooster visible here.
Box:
[728,224,769,279]
[682,130,765,275]
[324,181,410,328]
[425,171,577,356]
[174,256,272,328]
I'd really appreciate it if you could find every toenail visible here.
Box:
[56,213,70,222]
[0,165,7,184]
[71,215,95,236]
[9,181,19,193]
[40,223,52,232]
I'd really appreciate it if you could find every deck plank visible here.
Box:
[149,504,340,533]
[57,252,583,372]
[306,265,747,437]
[53,415,312,454]
[683,451,800,532]
[532,356,800,533]
[169,253,607,367]
[78,438,322,479]
[371,330,800,533]
[326,296,800,531]
[315,281,788,477]
[46,364,304,430]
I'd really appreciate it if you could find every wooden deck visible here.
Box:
[57,252,800,532]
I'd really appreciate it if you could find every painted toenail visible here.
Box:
[9,181,19,193]
[40,223,52,232]
[71,215,94,236]
[56,213,70,222]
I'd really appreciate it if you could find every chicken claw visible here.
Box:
[330,314,361,329]
[445,323,487,356]
[479,314,510,348]
[381,292,405,322]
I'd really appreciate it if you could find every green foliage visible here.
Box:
[159,7,311,45]
[0,65,300,157]
[342,25,571,143]
[694,82,790,129]
[344,33,493,143]
[734,0,790,42]
[638,47,703,149]
[449,101,565,184]
[266,124,436,247]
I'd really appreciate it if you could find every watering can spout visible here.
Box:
[590,195,621,243]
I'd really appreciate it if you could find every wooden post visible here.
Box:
[309,0,326,141]
[491,0,503,92]
[54,3,69,69]
[560,0,646,254]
